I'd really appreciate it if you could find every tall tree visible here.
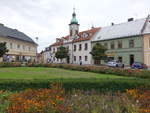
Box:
[90,43,107,61]
[55,46,68,62]
[0,42,9,57]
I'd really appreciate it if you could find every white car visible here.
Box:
[107,60,124,68]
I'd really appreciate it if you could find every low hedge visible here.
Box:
[1,62,150,79]
[27,63,150,79]
[0,78,149,92]
[0,62,21,67]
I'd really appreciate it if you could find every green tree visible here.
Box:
[0,42,9,57]
[90,43,107,62]
[55,46,69,62]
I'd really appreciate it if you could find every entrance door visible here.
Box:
[67,56,70,64]
[118,57,122,63]
[130,55,134,65]
[94,60,101,65]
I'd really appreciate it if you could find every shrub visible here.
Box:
[0,62,21,67]
[37,63,150,79]
[1,62,150,79]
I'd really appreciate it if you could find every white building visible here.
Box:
[43,9,100,65]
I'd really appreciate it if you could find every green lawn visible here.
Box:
[0,67,149,92]
[0,67,129,79]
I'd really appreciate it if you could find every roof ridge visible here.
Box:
[0,24,36,44]
[102,18,146,28]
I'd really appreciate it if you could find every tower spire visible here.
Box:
[72,7,76,17]
[69,7,79,38]
[73,7,75,13]
[70,7,78,24]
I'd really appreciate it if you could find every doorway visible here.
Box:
[67,56,70,64]
[130,55,134,65]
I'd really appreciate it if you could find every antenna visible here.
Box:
[35,37,39,42]
[73,5,75,11]
[91,21,94,29]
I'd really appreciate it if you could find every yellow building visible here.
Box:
[0,23,37,62]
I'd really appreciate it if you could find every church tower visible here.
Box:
[69,8,79,39]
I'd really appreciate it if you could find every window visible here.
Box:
[22,45,25,50]
[28,47,31,51]
[70,30,72,36]
[75,30,78,35]
[53,48,55,52]
[118,40,122,48]
[74,56,76,61]
[108,57,114,61]
[85,56,88,61]
[110,41,115,49]
[79,56,82,60]
[129,40,134,48]
[10,43,13,49]
[79,44,82,51]
[17,45,20,49]
[74,45,76,51]
[85,43,88,50]
[83,33,89,38]
[67,46,69,51]
[104,42,108,49]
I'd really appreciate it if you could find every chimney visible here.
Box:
[56,38,60,42]
[128,18,134,22]
[111,22,114,26]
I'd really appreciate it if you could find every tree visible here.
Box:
[55,46,69,62]
[0,42,9,57]
[90,43,107,63]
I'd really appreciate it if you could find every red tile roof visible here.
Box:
[51,27,100,46]
[51,41,63,46]
[73,27,100,42]
[63,35,69,40]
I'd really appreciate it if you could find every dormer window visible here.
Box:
[82,33,89,38]
[97,36,101,39]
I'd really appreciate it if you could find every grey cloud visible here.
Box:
[0,0,149,52]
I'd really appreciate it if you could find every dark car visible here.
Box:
[131,62,146,69]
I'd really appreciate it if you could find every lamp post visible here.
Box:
[35,37,39,63]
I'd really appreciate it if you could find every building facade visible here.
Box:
[92,15,150,67]
[0,24,37,62]
[43,10,100,65]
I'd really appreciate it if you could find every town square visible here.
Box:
[0,0,150,112]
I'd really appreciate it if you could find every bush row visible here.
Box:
[0,62,22,67]
[1,62,150,79]
[0,78,149,92]
[27,63,150,79]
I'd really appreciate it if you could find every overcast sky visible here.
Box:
[0,0,149,52]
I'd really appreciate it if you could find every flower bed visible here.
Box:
[0,83,142,113]
[0,83,150,113]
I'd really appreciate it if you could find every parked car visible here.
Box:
[107,60,124,68]
[131,62,147,69]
